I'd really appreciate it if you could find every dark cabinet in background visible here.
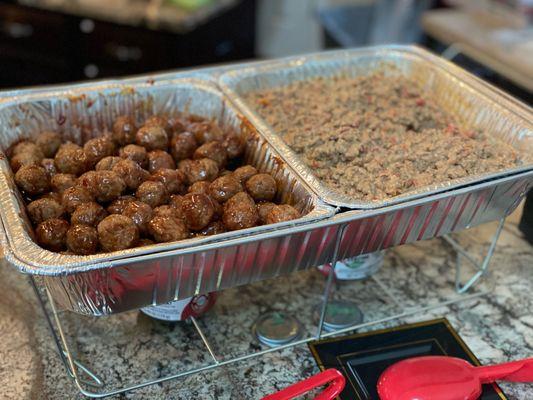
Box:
[0,1,255,88]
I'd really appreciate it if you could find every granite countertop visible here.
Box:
[1,208,532,399]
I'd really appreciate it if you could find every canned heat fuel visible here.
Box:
[141,293,216,322]
[318,251,385,280]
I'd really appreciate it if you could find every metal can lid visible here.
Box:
[253,311,302,347]
[314,300,364,332]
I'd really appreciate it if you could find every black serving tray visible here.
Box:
[308,318,507,400]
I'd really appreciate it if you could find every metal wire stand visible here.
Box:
[31,217,505,398]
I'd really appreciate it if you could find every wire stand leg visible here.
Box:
[442,217,506,294]
[316,224,348,339]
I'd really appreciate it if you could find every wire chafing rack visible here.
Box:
[29,217,506,398]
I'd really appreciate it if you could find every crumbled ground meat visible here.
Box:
[245,71,523,201]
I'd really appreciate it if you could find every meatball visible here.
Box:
[170,132,197,161]
[245,173,277,201]
[180,193,215,231]
[95,156,121,171]
[135,124,168,151]
[197,221,226,237]
[107,195,135,214]
[97,215,139,252]
[15,165,50,196]
[188,181,211,195]
[189,121,223,144]
[58,142,80,152]
[122,200,152,235]
[209,175,243,203]
[11,141,43,157]
[35,131,62,158]
[147,150,175,172]
[27,197,64,225]
[184,158,219,184]
[36,218,69,252]
[193,141,228,168]
[54,145,88,175]
[222,192,259,231]
[119,144,148,168]
[257,202,277,224]
[61,186,94,214]
[153,205,181,219]
[92,170,126,203]
[148,215,189,243]
[41,158,57,176]
[51,173,77,193]
[71,202,107,226]
[169,194,183,210]
[77,170,98,193]
[223,134,245,159]
[112,159,149,190]
[84,136,115,167]
[10,151,43,172]
[264,205,300,224]
[135,181,168,208]
[66,224,99,255]
[232,165,257,184]
[144,115,171,131]
[112,115,136,145]
[150,168,185,195]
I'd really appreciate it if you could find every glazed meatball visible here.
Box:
[10,151,43,172]
[153,205,182,219]
[232,165,257,184]
[197,221,226,236]
[95,156,121,171]
[61,186,94,214]
[97,215,139,252]
[180,193,215,231]
[257,202,277,224]
[27,198,64,225]
[66,224,99,255]
[107,195,135,214]
[222,192,259,231]
[12,141,43,157]
[42,191,62,203]
[144,115,171,131]
[122,200,152,235]
[15,165,50,196]
[188,181,211,194]
[264,205,300,224]
[209,175,243,203]
[189,121,223,144]
[77,170,98,193]
[71,202,107,226]
[119,144,148,168]
[135,124,168,151]
[35,131,62,158]
[112,115,136,145]
[170,132,197,161]
[150,168,185,195]
[169,194,183,210]
[57,142,80,152]
[223,134,245,159]
[41,158,57,176]
[112,159,149,190]
[36,218,69,251]
[135,181,168,208]
[54,144,88,176]
[51,174,77,193]
[193,141,228,168]
[92,170,126,203]
[84,136,115,167]
[184,158,219,184]
[148,215,188,243]
[245,173,277,202]
[147,150,175,172]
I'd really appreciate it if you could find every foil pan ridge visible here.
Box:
[218,45,533,209]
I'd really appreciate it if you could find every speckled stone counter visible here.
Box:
[1,210,532,399]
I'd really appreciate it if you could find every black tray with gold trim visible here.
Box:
[308,318,507,400]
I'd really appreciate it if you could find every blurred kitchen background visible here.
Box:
[0,0,531,100]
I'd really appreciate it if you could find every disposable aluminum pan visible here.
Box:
[0,78,334,311]
[218,45,533,209]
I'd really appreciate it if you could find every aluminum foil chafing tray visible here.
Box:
[0,78,335,314]
[218,45,533,209]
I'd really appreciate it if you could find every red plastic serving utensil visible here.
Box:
[262,368,346,400]
[377,355,533,400]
